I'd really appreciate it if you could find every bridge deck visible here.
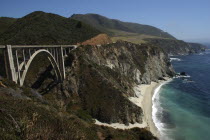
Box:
[0,45,77,49]
[0,45,5,48]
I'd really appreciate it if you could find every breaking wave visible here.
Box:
[152,79,173,139]
[170,58,182,62]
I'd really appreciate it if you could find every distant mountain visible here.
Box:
[145,38,206,55]
[71,13,207,55]
[71,13,175,39]
[0,17,17,35]
[0,11,101,45]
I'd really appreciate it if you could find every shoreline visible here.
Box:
[95,77,172,139]
[142,77,171,138]
[142,82,161,137]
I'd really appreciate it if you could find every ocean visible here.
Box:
[153,49,210,140]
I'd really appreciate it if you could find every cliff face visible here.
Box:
[23,41,174,125]
[76,41,174,85]
[71,41,174,124]
[145,38,206,55]
[188,42,206,53]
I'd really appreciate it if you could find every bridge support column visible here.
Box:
[58,46,65,80]
[22,49,27,70]
[15,50,21,85]
[29,49,31,57]
[64,48,67,57]
[4,45,17,83]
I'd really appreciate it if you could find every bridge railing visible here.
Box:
[0,45,77,48]
[12,45,77,48]
[0,45,5,48]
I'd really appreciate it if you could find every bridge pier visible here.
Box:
[29,49,31,57]
[58,46,65,80]
[4,45,17,83]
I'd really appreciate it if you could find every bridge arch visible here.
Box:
[20,49,62,86]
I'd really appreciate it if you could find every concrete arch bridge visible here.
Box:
[0,45,77,86]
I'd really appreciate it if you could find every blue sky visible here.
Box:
[0,0,210,43]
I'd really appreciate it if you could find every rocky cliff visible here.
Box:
[23,41,174,125]
[145,38,206,55]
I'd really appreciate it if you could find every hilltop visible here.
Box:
[0,11,101,45]
[71,13,175,40]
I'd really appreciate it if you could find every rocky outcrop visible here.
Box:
[77,41,174,85]
[24,41,174,125]
[188,42,206,53]
[145,38,206,55]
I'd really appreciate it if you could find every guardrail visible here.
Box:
[0,45,77,49]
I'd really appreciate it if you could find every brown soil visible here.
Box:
[79,34,112,46]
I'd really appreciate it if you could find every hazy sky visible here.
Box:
[0,0,209,43]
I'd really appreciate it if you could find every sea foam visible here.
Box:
[152,79,173,138]
[170,58,182,62]
[174,75,191,78]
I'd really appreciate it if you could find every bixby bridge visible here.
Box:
[0,45,77,86]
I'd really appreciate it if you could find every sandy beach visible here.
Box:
[95,78,171,139]
[142,78,172,138]
[141,81,162,137]
[128,82,163,138]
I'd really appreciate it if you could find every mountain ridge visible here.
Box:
[71,13,175,39]
[71,13,206,55]
[0,11,206,55]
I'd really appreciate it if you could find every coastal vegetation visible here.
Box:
[0,17,16,34]
[0,11,101,45]
[0,78,157,140]
[71,13,175,39]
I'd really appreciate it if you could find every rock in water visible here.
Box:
[180,72,186,76]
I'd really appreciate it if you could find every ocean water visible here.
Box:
[153,49,210,140]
